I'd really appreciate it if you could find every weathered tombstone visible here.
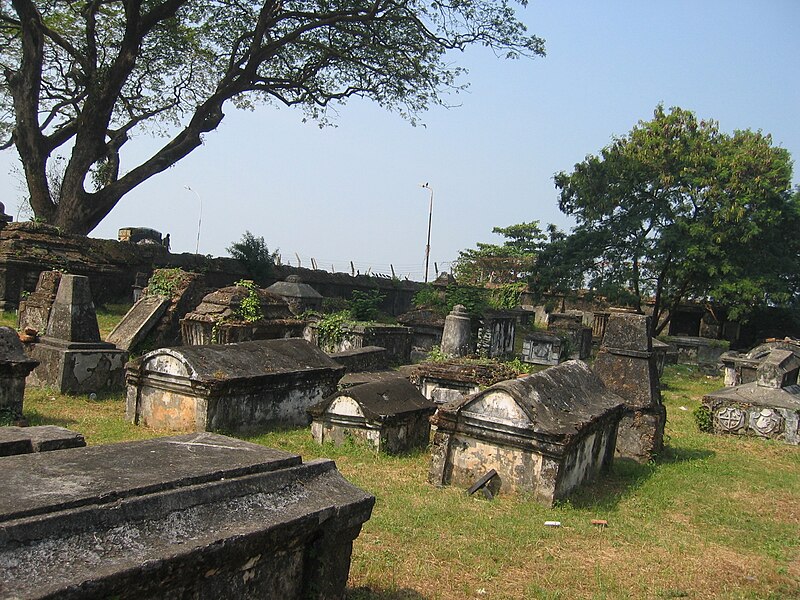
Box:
[126,338,345,432]
[703,349,800,445]
[266,274,324,314]
[412,360,518,405]
[307,321,413,364]
[548,313,592,360]
[308,379,436,453]
[0,425,85,456]
[180,284,305,345]
[17,270,62,334]
[720,339,800,387]
[0,433,374,599]
[429,361,625,506]
[25,275,127,393]
[440,304,473,358]
[105,294,170,351]
[397,308,445,358]
[0,327,39,420]
[592,313,666,462]
[521,331,563,366]
[477,310,516,358]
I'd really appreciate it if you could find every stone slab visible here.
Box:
[0,425,85,456]
[0,433,375,599]
[106,294,169,351]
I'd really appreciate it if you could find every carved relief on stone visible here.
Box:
[751,408,783,436]
[715,406,746,432]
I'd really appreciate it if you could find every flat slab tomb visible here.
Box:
[0,433,374,599]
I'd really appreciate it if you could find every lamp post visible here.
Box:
[420,182,434,283]
[184,185,202,255]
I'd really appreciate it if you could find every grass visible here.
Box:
[9,305,800,600]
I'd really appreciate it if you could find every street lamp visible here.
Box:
[184,185,202,255]
[420,182,434,283]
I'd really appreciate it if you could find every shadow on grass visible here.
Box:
[23,409,78,429]
[566,444,715,510]
[347,587,427,600]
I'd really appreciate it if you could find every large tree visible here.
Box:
[453,220,547,285]
[0,0,544,233]
[551,105,799,336]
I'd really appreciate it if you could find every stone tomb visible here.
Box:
[476,310,516,359]
[593,313,666,463]
[429,360,625,506]
[105,293,170,351]
[548,312,593,360]
[266,274,324,314]
[126,338,345,432]
[308,379,436,454]
[25,274,127,394]
[0,433,374,599]
[720,339,800,387]
[180,284,305,346]
[412,360,518,405]
[0,327,39,420]
[521,331,563,366]
[703,349,800,445]
[440,304,473,358]
[17,270,61,334]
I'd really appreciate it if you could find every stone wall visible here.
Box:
[0,222,420,315]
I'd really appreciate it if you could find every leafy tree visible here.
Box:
[226,231,277,284]
[551,105,799,336]
[454,221,547,285]
[0,0,544,234]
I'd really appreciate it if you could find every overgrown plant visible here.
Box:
[227,232,278,285]
[145,268,190,298]
[489,282,527,310]
[233,279,263,323]
[316,311,352,350]
[693,405,713,432]
[349,289,384,321]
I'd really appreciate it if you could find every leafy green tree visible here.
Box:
[454,221,547,285]
[551,105,799,336]
[0,0,544,234]
[227,231,278,284]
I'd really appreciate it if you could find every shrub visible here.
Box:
[349,289,384,321]
[227,231,278,284]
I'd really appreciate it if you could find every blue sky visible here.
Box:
[2,1,798,281]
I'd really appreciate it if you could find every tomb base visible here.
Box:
[615,404,667,462]
[25,337,127,393]
[703,384,800,445]
[0,433,374,599]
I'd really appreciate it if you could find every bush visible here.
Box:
[227,231,278,284]
[349,289,384,321]
[694,405,713,432]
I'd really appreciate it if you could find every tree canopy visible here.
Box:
[453,221,547,285]
[550,105,800,335]
[0,0,544,234]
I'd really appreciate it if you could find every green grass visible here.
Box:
[15,364,800,599]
